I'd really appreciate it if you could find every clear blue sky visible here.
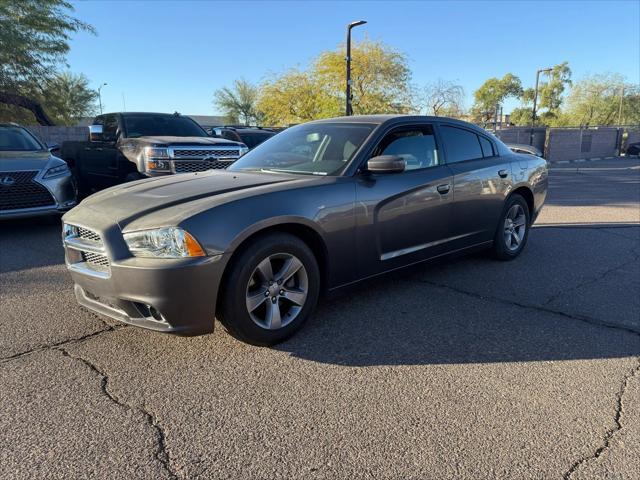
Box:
[67,0,640,115]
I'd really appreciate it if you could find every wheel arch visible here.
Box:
[216,221,329,314]
[508,185,535,220]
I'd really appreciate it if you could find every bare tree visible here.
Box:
[422,79,465,117]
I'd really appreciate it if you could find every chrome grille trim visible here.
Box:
[174,159,235,173]
[169,146,241,159]
[63,224,110,278]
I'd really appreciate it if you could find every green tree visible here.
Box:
[0,0,93,124]
[471,74,523,125]
[561,73,638,126]
[257,69,331,126]
[40,72,98,125]
[257,39,414,125]
[213,78,262,125]
[315,39,414,115]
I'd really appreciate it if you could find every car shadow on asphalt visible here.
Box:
[275,232,640,367]
[0,217,65,274]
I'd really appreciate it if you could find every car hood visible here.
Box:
[129,136,241,147]
[0,150,53,171]
[71,170,315,228]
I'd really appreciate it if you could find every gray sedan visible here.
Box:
[62,115,548,345]
[0,124,76,219]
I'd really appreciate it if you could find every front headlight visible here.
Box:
[43,164,70,178]
[123,227,206,258]
[239,145,249,157]
[143,146,171,172]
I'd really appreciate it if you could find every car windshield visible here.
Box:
[228,123,375,176]
[0,126,44,152]
[123,115,208,138]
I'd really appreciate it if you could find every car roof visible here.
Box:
[308,114,487,132]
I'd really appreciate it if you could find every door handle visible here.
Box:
[498,169,509,178]
[437,184,450,195]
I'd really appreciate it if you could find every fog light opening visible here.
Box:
[149,306,167,323]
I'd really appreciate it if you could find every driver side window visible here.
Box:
[376,125,439,171]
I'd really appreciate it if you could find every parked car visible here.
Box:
[212,126,277,149]
[625,141,640,156]
[0,123,76,219]
[60,112,248,196]
[506,143,544,157]
[62,115,548,345]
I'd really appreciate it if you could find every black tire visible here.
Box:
[491,194,531,261]
[218,233,320,346]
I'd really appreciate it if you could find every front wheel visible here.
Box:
[491,194,531,261]
[218,233,320,346]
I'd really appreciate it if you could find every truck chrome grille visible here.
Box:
[0,170,55,211]
[63,224,110,278]
[174,160,235,173]
[171,148,241,159]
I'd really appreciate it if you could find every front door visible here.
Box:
[81,114,121,191]
[355,124,455,278]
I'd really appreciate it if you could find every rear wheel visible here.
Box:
[218,233,320,346]
[491,194,530,260]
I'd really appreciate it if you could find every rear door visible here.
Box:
[355,123,455,278]
[439,124,513,248]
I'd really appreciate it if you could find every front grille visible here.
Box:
[174,160,235,173]
[82,251,110,271]
[0,170,55,211]
[172,148,240,158]
[77,226,102,244]
[63,224,110,277]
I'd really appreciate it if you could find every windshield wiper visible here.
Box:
[261,168,327,176]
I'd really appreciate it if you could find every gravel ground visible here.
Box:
[1,157,638,479]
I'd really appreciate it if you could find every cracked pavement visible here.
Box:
[1,157,639,479]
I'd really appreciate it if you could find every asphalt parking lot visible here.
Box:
[1,157,639,479]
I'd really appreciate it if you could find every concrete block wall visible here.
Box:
[25,126,87,146]
[546,128,618,161]
[495,127,546,153]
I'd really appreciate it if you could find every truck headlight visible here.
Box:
[123,227,206,258]
[239,145,249,157]
[43,164,70,178]
[143,147,171,172]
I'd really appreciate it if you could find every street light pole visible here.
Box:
[345,20,367,116]
[530,67,552,145]
[97,83,107,115]
[618,85,624,125]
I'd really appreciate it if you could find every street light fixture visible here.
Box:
[97,83,108,115]
[530,68,552,144]
[345,20,367,116]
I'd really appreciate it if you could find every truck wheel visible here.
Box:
[218,233,320,346]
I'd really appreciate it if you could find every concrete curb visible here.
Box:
[550,156,635,164]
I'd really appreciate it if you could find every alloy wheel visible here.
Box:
[245,253,308,330]
[503,204,527,252]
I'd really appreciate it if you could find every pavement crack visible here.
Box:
[0,324,126,364]
[543,251,640,308]
[563,357,640,479]
[57,347,179,480]
[412,278,640,337]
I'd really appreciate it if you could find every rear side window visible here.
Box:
[479,136,495,157]
[440,126,483,163]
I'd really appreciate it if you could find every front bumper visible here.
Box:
[0,171,76,219]
[69,254,226,335]
[63,212,228,335]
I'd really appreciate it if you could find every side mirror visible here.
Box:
[366,155,406,174]
[47,143,60,154]
[89,124,103,142]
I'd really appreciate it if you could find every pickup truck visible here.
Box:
[61,112,248,196]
